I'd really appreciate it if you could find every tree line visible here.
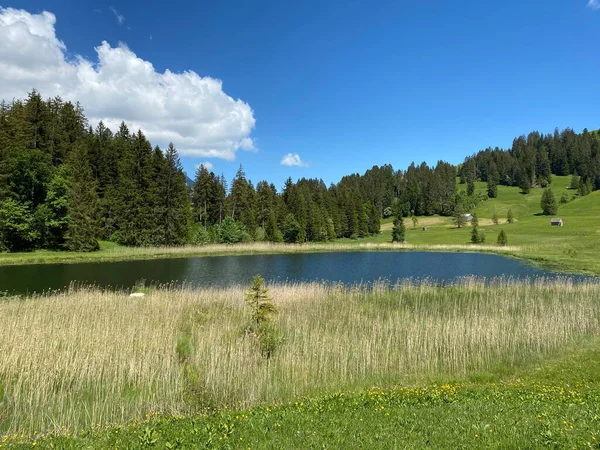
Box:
[0,91,598,252]
[460,128,600,197]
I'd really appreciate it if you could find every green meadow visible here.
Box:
[372,175,600,275]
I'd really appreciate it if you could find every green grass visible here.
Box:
[6,337,600,449]
[368,176,600,275]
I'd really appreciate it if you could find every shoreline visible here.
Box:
[0,241,596,277]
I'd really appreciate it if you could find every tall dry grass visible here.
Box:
[103,241,522,258]
[0,278,598,436]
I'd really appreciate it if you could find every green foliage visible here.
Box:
[492,211,499,225]
[487,178,498,198]
[0,199,38,251]
[470,214,484,244]
[540,188,558,215]
[65,143,99,252]
[452,203,467,228]
[282,214,301,243]
[1,91,599,253]
[519,175,531,194]
[153,143,191,246]
[244,275,281,358]
[506,209,514,224]
[244,275,278,328]
[391,214,405,243]
[570,174,580,190]
[411,215,419,229]
[216,217,248,244]
[35,170,69,249]
[497,229,507,246]
[188,224,212,245]
[559,192,570,204]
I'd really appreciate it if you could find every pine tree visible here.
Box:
[487,178,498,198]
[391,214,405,243]
[519,175,531,194]
[114,129,155,246]
[492,211,499,225]
[470,213,480,244]
[192,164,214,226]
[540,188,557,215]
[65,142,99,252]
[452,203,467,228]
[507,209,514,224]
[497,229,507,246]
[159,143,190,245]
[367,202,380,235]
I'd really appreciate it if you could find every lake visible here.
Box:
[0,251,590,295]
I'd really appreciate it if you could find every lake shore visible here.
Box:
[0,240,597,276]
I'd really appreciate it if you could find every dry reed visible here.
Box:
[0,278,597,436]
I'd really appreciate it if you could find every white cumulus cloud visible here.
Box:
[588,0,600,9]
[0,7,256,160]
[281,153,308,167]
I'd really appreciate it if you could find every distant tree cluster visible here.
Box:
[0,91,190,251]
[1,91,599,252]
[460,129,600,195]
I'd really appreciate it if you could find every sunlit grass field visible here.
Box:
[1,279,600,447]
[372,175,600,274]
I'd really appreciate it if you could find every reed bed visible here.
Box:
[0,278,598,436]
[102,241,522,257]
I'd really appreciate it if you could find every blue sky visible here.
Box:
[2,1,600,189]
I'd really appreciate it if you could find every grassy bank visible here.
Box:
[0,241,522,267]
[9,339,600,448]
[1,280,599,445]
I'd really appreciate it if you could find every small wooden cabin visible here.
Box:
[550,218,563,227]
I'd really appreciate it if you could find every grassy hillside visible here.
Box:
[373,175,600,274]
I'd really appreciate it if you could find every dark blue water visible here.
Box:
[0,252,592,295]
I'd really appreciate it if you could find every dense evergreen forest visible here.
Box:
[0,91,599,252]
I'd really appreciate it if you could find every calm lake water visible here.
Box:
[0,251,591,295]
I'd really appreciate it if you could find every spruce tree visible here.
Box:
[192,164,214,226]
[497,229,507,246]
[507,209,514,224]
[114,129,154,246]
[540,188,557,215]
[487,178,498,198]
[160,143,190,245]
[452,203,467,228]
[65,142,99,252]
[492,211,499,225]
[391,214,405,243]
[470,213,480,244]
